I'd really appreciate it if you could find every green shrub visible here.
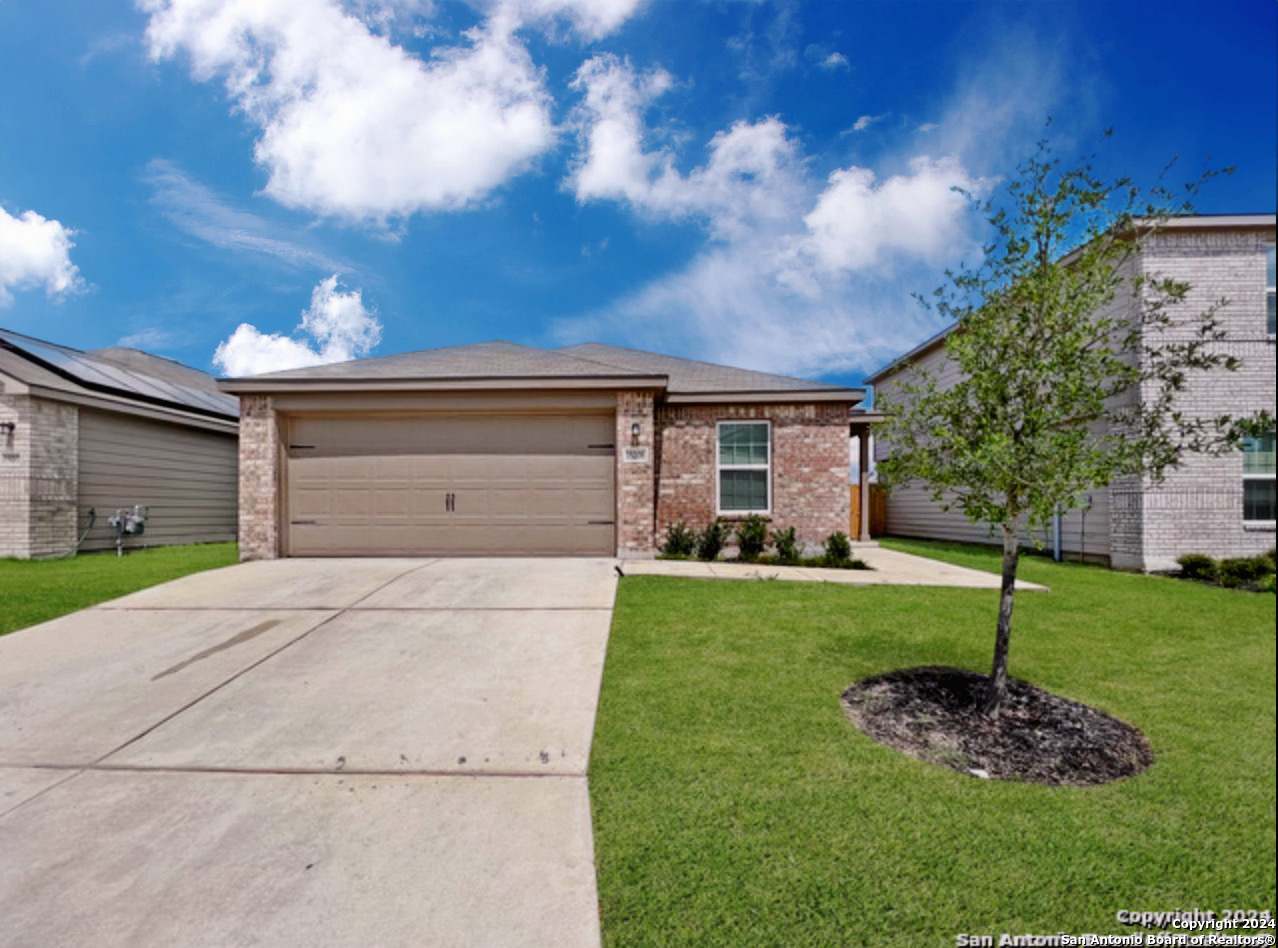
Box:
[661,521,697,558]
[823,531,853,567]
[1262,573,1276,594]
[695,520,727,561]
[1255,549,1276,576]
[1176,553,1218,582]
[770,526,800,565]
[1218,557,1266,589]
[733,515,769,562]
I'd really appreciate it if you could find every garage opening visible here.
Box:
[284,413,615,556]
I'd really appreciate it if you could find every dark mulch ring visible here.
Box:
[841,666,1154,786]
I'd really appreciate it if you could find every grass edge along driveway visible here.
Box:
[589,538,1276,946]
[0,543,238,636]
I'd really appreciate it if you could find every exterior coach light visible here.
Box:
[630,422,641,446]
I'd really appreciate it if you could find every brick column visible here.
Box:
[238,395,281,560]
[615,390,656,558]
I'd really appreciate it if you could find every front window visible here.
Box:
[718,421,770,514]
[1242,431,1276,522]
[1266,245,1275,335]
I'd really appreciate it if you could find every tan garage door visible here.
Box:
[285,414,615,556]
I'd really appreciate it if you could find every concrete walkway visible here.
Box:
[0,558,616,948]
[623,545,1047,590]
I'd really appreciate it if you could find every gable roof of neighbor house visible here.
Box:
[864,212,1277,387]
[0,327,239,427]
[219,339,864,405]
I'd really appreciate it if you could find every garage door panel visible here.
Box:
[285,413,615,556]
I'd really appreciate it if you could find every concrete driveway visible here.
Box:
[0,558,616,948]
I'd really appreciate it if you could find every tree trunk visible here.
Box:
[983,522,1020,718]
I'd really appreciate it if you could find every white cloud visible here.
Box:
[851,113,884,132]
[503,0,646,40]
[117,328,174,349]
[795,156,983,273]
[144,159,346,270]
[141,0,559,223]
[555,238,939,378]
[567,54,806,240]
[212,275,382,375]
[0,205,84,307]
[926,24,1071,173]
[803,43,848,72]
[559,51,996,376]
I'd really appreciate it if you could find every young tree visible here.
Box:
[875,131,1270,717]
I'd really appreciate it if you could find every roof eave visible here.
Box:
[218,374,670,394]
[664,389,864,405]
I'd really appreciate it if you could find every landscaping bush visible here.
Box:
[1176,553,1218,583]
[660,521,697,558]
[770,526,800,565]
[823,531,853,567]
[1218,557,1267,589]
[695,520,727,561]
[734,515,769,562]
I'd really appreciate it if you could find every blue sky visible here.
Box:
[1,0,1273,388]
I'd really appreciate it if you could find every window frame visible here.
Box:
[716,420,772,516]
[1242,430,1276,524]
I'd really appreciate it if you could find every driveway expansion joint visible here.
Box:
[2,762,588,779]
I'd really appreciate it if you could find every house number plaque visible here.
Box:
[623,447,649,463]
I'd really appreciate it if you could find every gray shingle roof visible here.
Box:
[231,340,657,382]
[225,339,861,403]
[556,342,855,395]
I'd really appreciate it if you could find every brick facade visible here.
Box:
[873,220,1276,573]
[1109,228,1277,571]
[615,390,656,558]
[238,394,281,560]
[0,393,78,558]
[654,402,851,553]
[232,391,853,560]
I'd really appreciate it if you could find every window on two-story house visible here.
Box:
[718,421,770,514]
[1242,431,1276,522]
[1267,245,1275,335]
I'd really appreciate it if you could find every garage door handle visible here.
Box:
[290,519,317,525]
[587,442,615,450]
[587,520,615,525]
[445,492,455,512]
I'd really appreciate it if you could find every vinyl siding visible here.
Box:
[874,321,1113,562]
[77,408,237,553]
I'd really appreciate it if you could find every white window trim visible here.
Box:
[1242,430,1276,524]
[716,420,771,516]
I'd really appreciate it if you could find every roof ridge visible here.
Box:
[559,341,848,389]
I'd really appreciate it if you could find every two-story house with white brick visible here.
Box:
[867,214,1276,572]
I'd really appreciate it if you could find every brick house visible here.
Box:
[0,328,239,558]
[219,341,869,559]
[866,214,1276,572]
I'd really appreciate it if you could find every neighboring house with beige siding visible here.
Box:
[0,329,239,558]
[867,214,1276,572]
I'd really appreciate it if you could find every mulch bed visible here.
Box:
[841,666,1153,786]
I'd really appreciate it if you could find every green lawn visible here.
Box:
[591,538,1276,946]
[0,543,238,636]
